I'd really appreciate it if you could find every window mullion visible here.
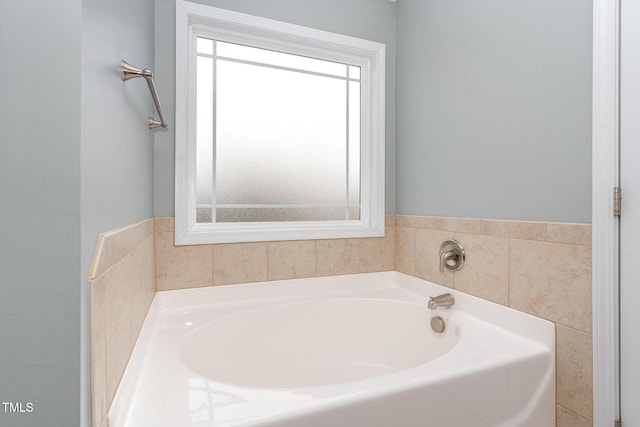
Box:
[214,55,357,83]
[345,64,350,221]
[211,41,217,223]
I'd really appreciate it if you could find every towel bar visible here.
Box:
[119,60,167,129]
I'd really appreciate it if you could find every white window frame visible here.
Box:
[175,1,385,245]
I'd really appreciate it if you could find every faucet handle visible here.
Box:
[439,239,465,273]
[428,293,455,310]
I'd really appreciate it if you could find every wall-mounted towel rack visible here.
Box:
[119,60,167,129]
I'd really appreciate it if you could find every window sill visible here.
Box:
[175,219,385,245]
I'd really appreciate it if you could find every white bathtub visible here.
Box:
[109,272,555,427]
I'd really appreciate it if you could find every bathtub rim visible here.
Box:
[153,271,555,352]
[107,271,555,427]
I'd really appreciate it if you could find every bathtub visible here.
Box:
[109,271,555,427]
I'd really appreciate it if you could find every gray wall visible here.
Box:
[396,0,592,223]
[156,0,592,223]
[153,0,397,216]
[0,0,155,426]
[0,1,82,426]
[80,0,156,425]
[81,0,156,249]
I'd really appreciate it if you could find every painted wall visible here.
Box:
[153,0,397,216]
[0,0,155,425]
[396,0,592,223]
[0,1,82,426]
[81,0,156,250]
[80,0,156,425]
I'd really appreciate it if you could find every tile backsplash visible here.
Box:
[89,219,155,427]
[154,216,395,290]
[395,215,592,426]
[90,214,592,427]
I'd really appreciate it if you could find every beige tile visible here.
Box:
[358,225,395,273]
[91,230,155,418]
[395,215,444,230]
[394,226,416,275]
[429,217,480,233]
[547,223,592,246]
[316,239,359,276]
[213,242,268,285]
[509,239,592,332]
[395,215,481,233]
[103,256,135,404]
[481,219,547,241]
[89,235,107,279]
[138,217,154,240]
[395,215,432,229]
[557,326,593,421]
[267,241,316,280]
[557,405,592,427]
[415,229,455,288]
[90,276,107,427]
[383,225,396,270]
[142,235,156,301]
[439,217,482,234]
[385,214,395,227]
[154,217,174,233]
[155,231,213,291]
[89,218,154,279]
[129,237,156,333]
[453,233,509,305]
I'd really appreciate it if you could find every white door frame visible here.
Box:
[592,0,621,425]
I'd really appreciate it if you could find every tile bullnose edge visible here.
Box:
[90,218,155,279]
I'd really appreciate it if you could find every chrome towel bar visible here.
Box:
[119,60,167,129]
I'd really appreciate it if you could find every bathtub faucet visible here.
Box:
[428,293,455,310]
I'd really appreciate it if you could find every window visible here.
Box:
[176,1,385,244]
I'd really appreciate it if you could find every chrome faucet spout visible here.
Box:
[428,293,455,310]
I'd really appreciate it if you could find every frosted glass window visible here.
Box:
[195,38,361,223]
[175,3,385,245]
